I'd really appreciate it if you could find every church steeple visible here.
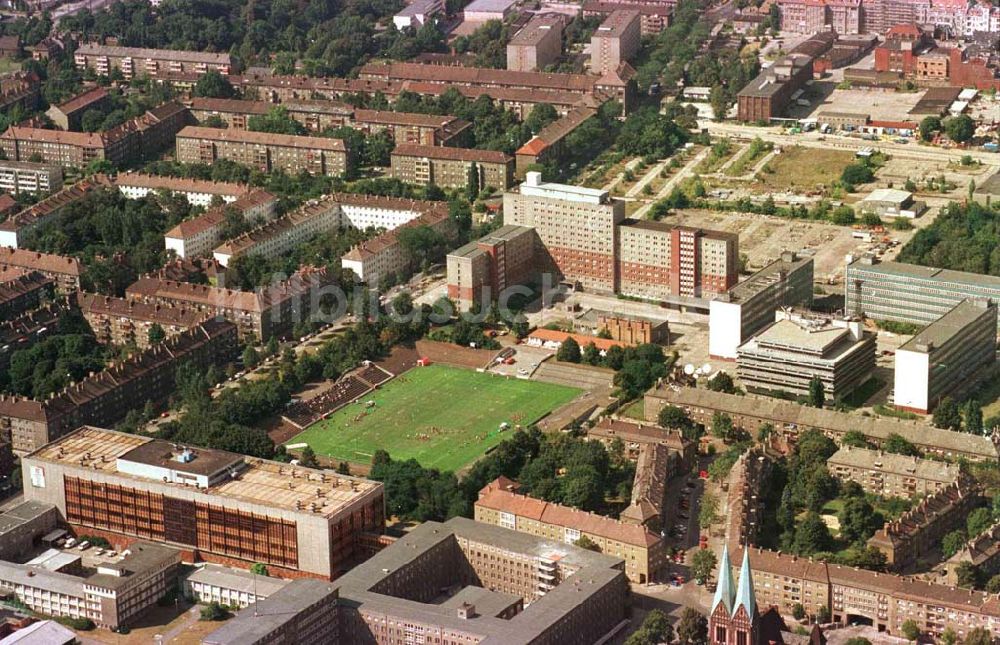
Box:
[733,549,757,619]
[712,544,736,615]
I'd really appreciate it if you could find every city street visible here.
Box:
[699,120,1000,166]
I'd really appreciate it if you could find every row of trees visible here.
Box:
[367,426,637,523]
[61,0,441,76]
[556,338,676,399]
[919,114,975,144]
[931,396,992,436]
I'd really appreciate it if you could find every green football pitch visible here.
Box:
[287,364,581,471]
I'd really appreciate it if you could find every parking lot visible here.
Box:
[669,209,866,283]
[52,536,125,567]
[788,83,927,123]
[488,343,551,378]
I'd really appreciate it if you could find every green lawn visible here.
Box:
[288,364,581,471]
[620,399,647,421]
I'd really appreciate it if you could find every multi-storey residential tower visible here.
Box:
[504,171,626,293]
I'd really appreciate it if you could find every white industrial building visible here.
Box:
[393,0,445,30]
[858,188,925,219]
[893,298,997,414]
[709,251,814,359]
[185,564,289,608]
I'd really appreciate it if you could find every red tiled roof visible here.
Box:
[476,478,661,547]
[76,291,209,327]
[528,328,630,352]
[392,144,512,164]
[53,87,109,116]
[517,137,548,155]
[0,248,81,277]
[114,172,250,198]
[176,126,346,151]
[360,62,599,93]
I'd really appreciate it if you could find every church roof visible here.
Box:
[734,549,758,618]
[712,544,736,615]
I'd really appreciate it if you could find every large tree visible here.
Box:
[932,396,963,431]
[691,548,718,584]
[556,337,581,363]
[193,70,236,99]
[944,114,975,143]
[941,529,967,558]
[793,511,834,554]
[838,497,881,544]
[808,376,825,408]
[677,608,708,645]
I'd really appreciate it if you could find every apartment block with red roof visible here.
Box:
[175,126,347,177]
[474,477,666,583]
[0,248,81,293]
[390,144,514,190]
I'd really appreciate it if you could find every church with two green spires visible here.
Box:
[710,546,761,645]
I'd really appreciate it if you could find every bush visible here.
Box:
[55,616,95,630]
[841,163,874,187]
[200,601,230,621]
[78,535,111,549]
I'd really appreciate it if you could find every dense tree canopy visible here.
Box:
[60,0,443,75]
[2,311,107,399]
[24,188,196,295]
[898,201,1000,275]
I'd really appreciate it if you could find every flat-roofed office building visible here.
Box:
[845,255,1000,332]
[710,251,814,359]
[22,426,385,580]
[737,310,876,401]
[893,298,997,414]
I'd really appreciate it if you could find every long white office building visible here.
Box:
[710,251,814,359]
[893,298,997,414]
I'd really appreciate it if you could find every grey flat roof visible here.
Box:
[118,440,244,477]
[0,501,54,536]
[727,254,812,302]
[187,564,289,598]
[449,225,534,259]
[336,517,623,643]
[202,579,339,644]
[898,298,995,353]
[87,542,179,591]
[0,560,85,599]
[464,0,517,11]
[749,318,852,354]
[848,258,1000,291]
[25,549,81,572]
[0,620,75,645]
[439,585,521,617]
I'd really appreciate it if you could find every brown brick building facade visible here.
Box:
[0,320,238,453]
[175,126,347,177]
